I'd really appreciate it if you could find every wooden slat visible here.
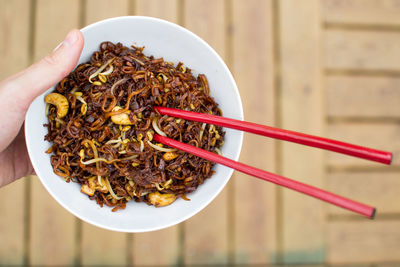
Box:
[327,172,400,215]
[29,1,80,265]
[0,0,30,76]
[323,0,400,26]
[182,0,228,265]
[132,228,180,266]
[325,30,400,71]
[326,75,400,118]
[80,1,129,266]
[327,220,400,263]
[85,0,129,25]
[231,0,277,264]
[327,123,400,168]
[131,1,180,266]
[0,179,26,265]
[0,0,30,264]
[279,0,325,263]
[81,223,127,266]
[135,0,178,22]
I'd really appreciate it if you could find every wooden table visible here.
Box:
[1,0,399,266]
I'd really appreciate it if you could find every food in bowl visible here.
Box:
[44,41,225,211]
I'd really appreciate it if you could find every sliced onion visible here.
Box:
[81,155,138,165]
[152,117,166,137]
[131,56,145,66]
[110,78,128,96]
[112,142,122,149]
[155,183,163,191]
[100,65,114,76]
[147,141,176,152]
[105,139,121,145]
[140,140,144,152]
[82,139,100,170]
[199,123,206,142]
[76,95,87,105]
[88,58,114,83]
[55,118,65,125]
[105,177,123,200]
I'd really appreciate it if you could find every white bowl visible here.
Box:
[25,16,243,232]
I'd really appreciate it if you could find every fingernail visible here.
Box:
[63,30,78,47]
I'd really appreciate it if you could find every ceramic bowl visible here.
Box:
[25,16,243,232]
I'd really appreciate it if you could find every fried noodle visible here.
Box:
[44,41,224,210]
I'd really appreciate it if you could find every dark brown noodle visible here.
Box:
[44,41,224,210]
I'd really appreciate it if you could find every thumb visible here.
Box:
[1,29,84,111]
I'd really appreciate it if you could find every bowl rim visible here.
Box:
[25,15,244,232]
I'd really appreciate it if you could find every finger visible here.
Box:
[0,29,83,152]
[1,29,84,111]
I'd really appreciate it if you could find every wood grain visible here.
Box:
[327,172,400,215]
[81,222,127,266]
[84,0,130,25]
[326,75,400,118]
[135,0,178,22]
[29,0,80,265]
[80,1,130,266]
[0,0,30,265]
[131,1,180,266]
[0,0,30,76]
[231,0,277,264]
[132,228,180,266]
[325,30,400,71]
[327,123,400,168]
[279,0,325,263]
[0,179,27,265]
[182,0,228,265]
[323,0,400,26]
[327,220,400,263]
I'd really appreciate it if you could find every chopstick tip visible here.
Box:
[370,208,377,220]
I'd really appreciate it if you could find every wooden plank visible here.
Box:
[182,0,228,265]
[327,172,400,215]
[80,1,129,266]
[327,220,400,263]
[135,0,178,22]
[0,179,27,265]
[132,228,180,266]
[323,0,400,26]
[81,222,127,266]
[324,30,400,71]
[0,0,30,76]
[231,0,277,264]
[327,123,400,168]
[0,0,30,265]
[326,75,400,118]
[279,0,325,263]
[131,1,180,266]
[376,264,400,267]
[29,1,80,265]
[84,0,129,25]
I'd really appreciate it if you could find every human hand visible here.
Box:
[0,29,84,187]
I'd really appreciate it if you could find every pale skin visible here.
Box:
[0,29,84,188]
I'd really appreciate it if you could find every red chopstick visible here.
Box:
[154,134,376,218]
[155,107,392,165]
